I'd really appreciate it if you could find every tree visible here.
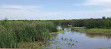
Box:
[102,16,106,19]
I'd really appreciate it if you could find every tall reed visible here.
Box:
[0,20,57,48]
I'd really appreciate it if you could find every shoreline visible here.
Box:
[71,27,111,34]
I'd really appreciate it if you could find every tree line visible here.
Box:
[49,17,111,29]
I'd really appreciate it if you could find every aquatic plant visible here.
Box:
[0,20,57,48]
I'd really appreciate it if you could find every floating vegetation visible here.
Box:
[54,41,60,44]
[45,46,53,49]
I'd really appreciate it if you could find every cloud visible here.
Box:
[0,5,111,20]
[0,8,111,20]
[83,0,111,6]
[0,5,42,20]
[105,9,111,12]
[1,5,41,9]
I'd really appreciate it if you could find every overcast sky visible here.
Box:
[0,0,111,20]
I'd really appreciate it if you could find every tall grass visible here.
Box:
[0,20,57,48]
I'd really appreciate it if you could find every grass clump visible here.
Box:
[0,20,57,48]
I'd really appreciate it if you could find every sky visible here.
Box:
[0,0,111,20]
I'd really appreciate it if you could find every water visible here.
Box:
[48,26,111,49]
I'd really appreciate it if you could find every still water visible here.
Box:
[49,26,111,49]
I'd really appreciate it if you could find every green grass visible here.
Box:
[71,27,111,34]
[19,42,46,49]
[49,30,65,34]
[0,20,57,48]
[19,29,64,49]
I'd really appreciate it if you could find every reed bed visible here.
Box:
[0,20,57,48]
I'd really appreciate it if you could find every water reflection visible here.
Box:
[48,26,111,49]
[86,33,111,39]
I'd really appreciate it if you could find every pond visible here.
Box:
[46,26,111,49]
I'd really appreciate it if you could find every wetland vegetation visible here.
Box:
[1,0,111,49]
[0,17,111,49]
[71,27,111,34]
[0,20,57,48]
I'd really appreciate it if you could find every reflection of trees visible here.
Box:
[86,33,111,39]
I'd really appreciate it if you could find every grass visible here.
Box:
[19,42,46,49]
[19,29,65,49]
[0,20,57,48]
[71,27,111,34]
[49,30,65,34]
